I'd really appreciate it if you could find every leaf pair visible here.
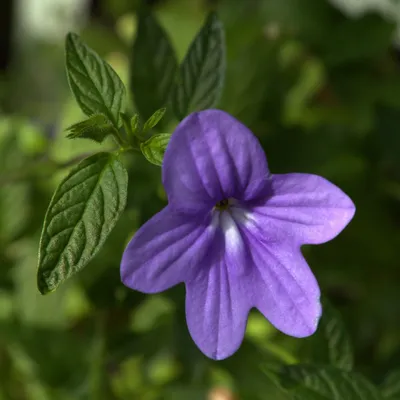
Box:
[130,11,225,123]
[38,35,130,294]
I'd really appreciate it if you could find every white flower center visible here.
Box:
[212,198,252,275]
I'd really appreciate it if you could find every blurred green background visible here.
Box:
[1,0,400,398]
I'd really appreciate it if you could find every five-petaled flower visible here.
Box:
[121,109,355,360]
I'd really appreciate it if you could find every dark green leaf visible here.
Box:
[322,15,395,66]
[302,298,353,371]
[65,33,126,127]
[140,133,171,166]
[381,369,400,399]
[142,108,166,132]
[66,114,117,143]
[280,365,383,400]
[173,12,226,120]
[37,152,128,294]
[130,10,178,121]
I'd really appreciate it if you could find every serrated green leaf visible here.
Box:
[140,133,171,166]
[280,365,383,400]
[130,10,178,121]
[66,114,117,143]
[302,298,353,371]
[65,33,126,127]
[37,152,128,294]
[172,12,226,120]
[381,369,400,399]
[142,108,166,132]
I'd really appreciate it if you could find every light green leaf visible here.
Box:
[142,108,166,132]
[302,298,353,371]
[65,32,126,127]
[173,12,226,120]
[281,365,383,400]
[140,133,171,166]
[381,369,400,399]
[66,114,118,143]
[130,114,140,134]
[37,152,128,294]
[130,10,178,121]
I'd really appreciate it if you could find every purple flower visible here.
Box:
[121,109,355,360]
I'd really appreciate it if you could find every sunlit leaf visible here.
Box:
[37,152,128,294]
[66,33,126,127]
[142,108,166,132]
[66,114,117,143]
[140,133,171,166]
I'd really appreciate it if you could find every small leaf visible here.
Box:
[66,33,126,127]
[140,133,171,166]
[66,114,117,143]
[301,298,353,371]
[130,114,140,134]
[280,365,383,400]
[172,12,226,120]
[37,153,128,294]
[130,10,178,121]
[381,369,400,399]
[142,108,166,132]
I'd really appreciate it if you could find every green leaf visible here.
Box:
[302,298,353,371]
[130,114,140,134]
[172,12,226,120]
[381,369,400,399]
[66,114,118,143]
[142,108,166,132]
[140,133,171,166]
[65,32,126,127]
[37,152,128,294]
[130,10,178,121]
[280,365,383,400]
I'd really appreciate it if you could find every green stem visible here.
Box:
[112,130,126,148]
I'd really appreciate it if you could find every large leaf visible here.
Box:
[381,369,400,399]
[37,152,128,294]
[301,298,353,371]
[65,33,126,127]
[172,13,226,120]
[130,10,178,121]
[280,365,383,400]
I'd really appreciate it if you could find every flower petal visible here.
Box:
[163,109,269,213]
[121,206,215,293]
[244,230,322,337]
[185,235,251,360]
[250,173,355,245]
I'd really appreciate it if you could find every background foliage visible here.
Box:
[1,0,400,398]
